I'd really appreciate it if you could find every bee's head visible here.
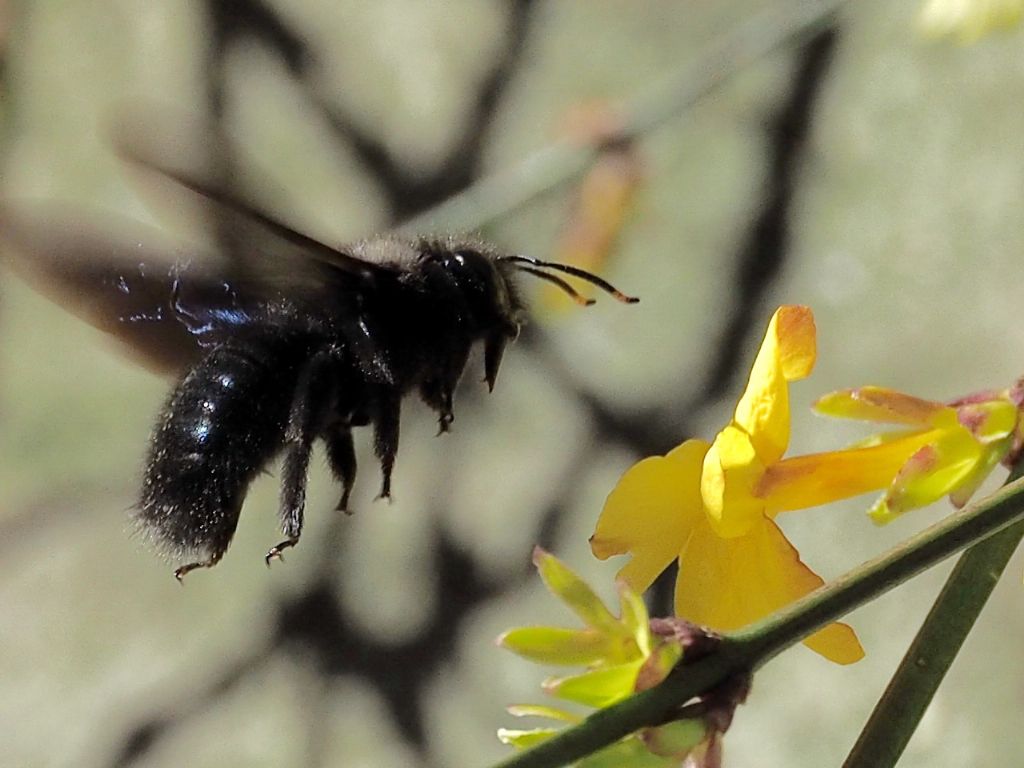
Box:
[419,242,523,335]
[415,241,518,392]
[418,239,638,391]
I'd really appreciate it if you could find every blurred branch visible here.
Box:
[206,0,311,77]
[691,25,838,404]
[522,20,842,463]
[0,13,11,161]
[0,482,138,556]
[310,0,540,219]
[271,528,507,750]
[437,0,538,187]
[229,0,541,220]
[400,0,851,234]
[107,645,274,767]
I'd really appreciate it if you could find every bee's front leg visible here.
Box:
[421,343,470,434]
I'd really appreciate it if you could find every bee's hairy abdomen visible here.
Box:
[136,335,311,559]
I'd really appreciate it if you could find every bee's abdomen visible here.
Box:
[136,337,307,559]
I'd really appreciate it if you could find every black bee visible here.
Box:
[0,164,637,580]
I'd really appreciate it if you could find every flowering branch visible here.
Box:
[842,462,1024,768]
[489,473,1024,768]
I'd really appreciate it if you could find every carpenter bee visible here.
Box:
[0,161,638,580]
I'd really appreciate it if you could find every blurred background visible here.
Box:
[1,1,1023,766]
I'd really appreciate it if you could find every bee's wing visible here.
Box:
[0,201,250,375]
[110,104,392,287]
[110,106,399,383]
[113,156,401,383]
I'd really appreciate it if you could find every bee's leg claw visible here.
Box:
[174,563,200,583]
[265,538,298,566]
[336,496,355,516]
[372,390,400,506]
[374,465,393,504]
[334,483,354,515]
[173,557,219,583]
[436,410,454,436]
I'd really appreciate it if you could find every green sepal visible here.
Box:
[544,660,643,707]
[497,728,560,749]
[533,547,626,638]
[498,626,617,666]
[576,737,680,768]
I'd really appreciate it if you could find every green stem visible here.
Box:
[401,0,850,235]
[489,475,1024,768]
[842,464,1024,768]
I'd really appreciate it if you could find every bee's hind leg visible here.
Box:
[268,441,313,566]
[326,426,357,513]
[268,350,335,566]
[372,388,401,502]
[265,536,298,565]
[174,550,224,582]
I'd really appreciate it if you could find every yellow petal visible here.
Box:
[675,516,864,665]
[870,428,982,524]
[591,440,709,592]
[957,399,1018,443]
[701,425,767,537]
[802,618,864,664]
[814,386,952,426]
[842,428,932,450]
[733,306,816,462]
[949,439,1011,508]
[919,0,1024,43]
[760,429,941,513]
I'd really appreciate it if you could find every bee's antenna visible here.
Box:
[500,255,639,304]
[516,266,595,306]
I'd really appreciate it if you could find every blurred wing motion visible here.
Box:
[0,195,400,384]
[0,202,223,374]
[0,106,404,382]
[110,104,402,383]
[109,103,390,285]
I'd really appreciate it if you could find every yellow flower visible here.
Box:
[919,0,1023,42]
[815,386,1020,523]
[592,306,934,665]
